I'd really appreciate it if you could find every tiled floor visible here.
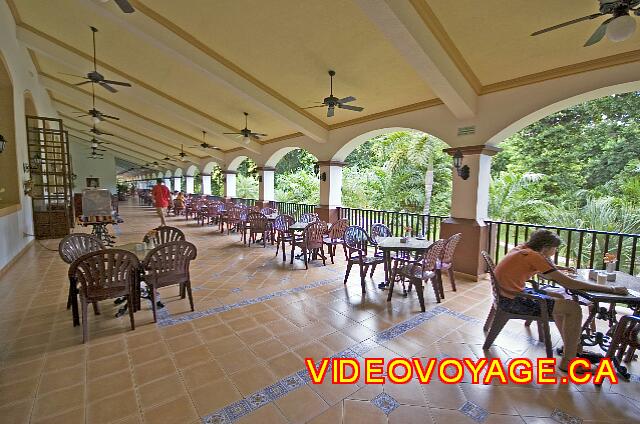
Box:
[1,200,639,424]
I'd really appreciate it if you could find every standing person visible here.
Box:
[151,179,170,227]
[494,229,628,372]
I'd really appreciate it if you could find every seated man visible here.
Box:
[494,229,628,371]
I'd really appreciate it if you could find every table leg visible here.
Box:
[386,251,394,302]
[70,278,80,327]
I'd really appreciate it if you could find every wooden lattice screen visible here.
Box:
[25,116,74,239]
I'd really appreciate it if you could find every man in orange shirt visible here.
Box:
[151,179,170,227]
[494,229,627,371]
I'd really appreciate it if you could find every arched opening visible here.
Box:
[271,148,319,205]
[340,129,451,215]
[185,165,200,194]
[234,157,258,199]
[24,90,37,116]
[203,161,224,196]
[0,54,18,209]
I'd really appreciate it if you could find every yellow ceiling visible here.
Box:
[426,0,640,86]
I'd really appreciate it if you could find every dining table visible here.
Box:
[376,237,434,306]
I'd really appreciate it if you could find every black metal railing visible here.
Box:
[231,197,256,207]
[274,201,317,220]
[485,220,640,275]
[338,207,447,240]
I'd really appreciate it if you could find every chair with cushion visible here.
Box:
[323,218,349,264]
[69,249,139,342]
[143,226,185,245]
[142,241,198,322]
[392,239,446,310]
[299,213,319,223]
[274,214,296,262]
[481,251,553,357]
[435,233,462,297]
[59,234,105,323]
[290,221,328,269]
[343,226,385,293]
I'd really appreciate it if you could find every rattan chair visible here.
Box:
[59,234,105,324]
[323,218,349,264]
[142,241,198,322]
[481,251,553,357]
[143,226,185,245]
[290,221,328,269]
[69,249,139,342]
[274,214,296,262]
[246,212,269,247]
[299,213,319,223]
[605,315,640,380]
[343,226,385,293]
[436,233,462,296]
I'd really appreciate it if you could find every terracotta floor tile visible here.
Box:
[388,405,433,424]
[294,341,334,362]
[88,339,126,361]
[0,400,33,424]
[159,322,195,340]
[229,364,279,396]
[126,330,161,349]
[38,365,85,395]
[166,332,202,354]
[275,385,329,423]
[88,370,134,402]
[267,351,304,378]
[308,402,344,424]
[206,334,247,357]
[342,399,387,424]
[138,374,187,409]
[0,358,44,382]
[32,407,85,424]
[235,403,289,424]
[87,390,140,424]
[188,377,242,416]
[236,325,273,345]
[181,360,225,389]
[33,384,84,421]
[197,323,234,341]
[87,353,130,380]
[216,348,259,374]
[129,342,170,367]
[133,356,176,385]
[250,337,289,361]
[172,344,212,369]
[0,378,38,407]
[143,395,198,424]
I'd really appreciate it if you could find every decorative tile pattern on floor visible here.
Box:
[156,276,342,326]
[459,401,489,423]
[551,408,584,424]
[371,392,400,415]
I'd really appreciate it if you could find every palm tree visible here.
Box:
[489,171,549,222]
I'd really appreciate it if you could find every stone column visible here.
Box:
[173,176,182,192]
[223,170,237,199]
[185,176,195,194]
[315,161,344,223]
[257,166,275,209]
[202,174,212,195]
[440,145,500,280]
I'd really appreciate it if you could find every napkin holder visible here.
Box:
[588,269,598,281]
[606,272,617,282]
[399,237,408,244]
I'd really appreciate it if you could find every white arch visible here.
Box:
[331,127,447,162]
[202,161,220,174]
[227,155,248,171]
[185,164,198,176]
[164,170,172,178]
[173,168,183,177]
[487,81,640,146]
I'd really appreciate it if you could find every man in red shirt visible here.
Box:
[151,179,170,226]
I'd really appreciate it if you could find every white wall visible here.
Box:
[69,136,117,194]
[0,1,58,270]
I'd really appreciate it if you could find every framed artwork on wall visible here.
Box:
[86,177,100,188]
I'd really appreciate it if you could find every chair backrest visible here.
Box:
[69,249,139,299]
[274,214,295,231]
[143,241,198,285]
[228,206,243,221]
[422,239,447,271]
[260,207,277,216]
[481,251,501,305]
[327,218,349,240]
[441,233,462,263]
[248,212,268,231]
[249,205,261,213]
[143,226,185,245]
[58,234,105,264]
[344,225,370,256]
[299,213,319,223]
[304,221,328,247]
[371,223,392,242]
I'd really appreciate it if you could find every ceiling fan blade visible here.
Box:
[75,81,92,87]
[60,72,88,79]
[223,132,243,135]
[302,105,326,109]
[102,79,132,87]
[252,133,268,137]
[531,13,603,36]
[101,114,120,120]
[327,107,334,118]
[338,96,356,104]
[584,17,614,47]
[338,104,364,112]
[98,81,118,93]
[77,114,89,117]
[114,0,135,13]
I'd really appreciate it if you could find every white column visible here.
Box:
[164,178,172,188]
[185,176,195,194]
[173,176,182,192]
[257,167,275,202]
[319,161,343,208]
[223,171,237,198]
[202,174,212,195]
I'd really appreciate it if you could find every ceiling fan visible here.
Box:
[96,0,135,14]
[223,112,267,144]
[76,84,120,123]
[303,70,364,118]
[195,130,220,150]
[531,0,640,46]
[87,146,105,159]
[61,26,132,92]
[85,125,114,137]
[173,144,189,162]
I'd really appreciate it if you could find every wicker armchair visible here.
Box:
[59,234,105,324]
[322,219,349,264]
[290,221,328,269]
[143,226,185,245]
[68,249,139,342]
[274,214,296,262]
[436,233,462,296]
[260,207,277,215]
[343,226,385,293]
[606,315,640,380]
[299,213,319,223]
[246,212,269,247]
[142,241,198,322]
[221,206,243,234]
[392,239,446,310]
[481,251,553,357]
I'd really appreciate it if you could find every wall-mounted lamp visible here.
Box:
[0,134,6,153]
[452,149,470,180]
[319,172,327,182]
[258,175,263,182]
[313,163,320,176]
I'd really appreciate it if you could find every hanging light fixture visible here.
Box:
[243,135,250,145]
[0,134,6,153]
[606,13,637,42]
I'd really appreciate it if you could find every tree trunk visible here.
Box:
[423,161,434,215]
